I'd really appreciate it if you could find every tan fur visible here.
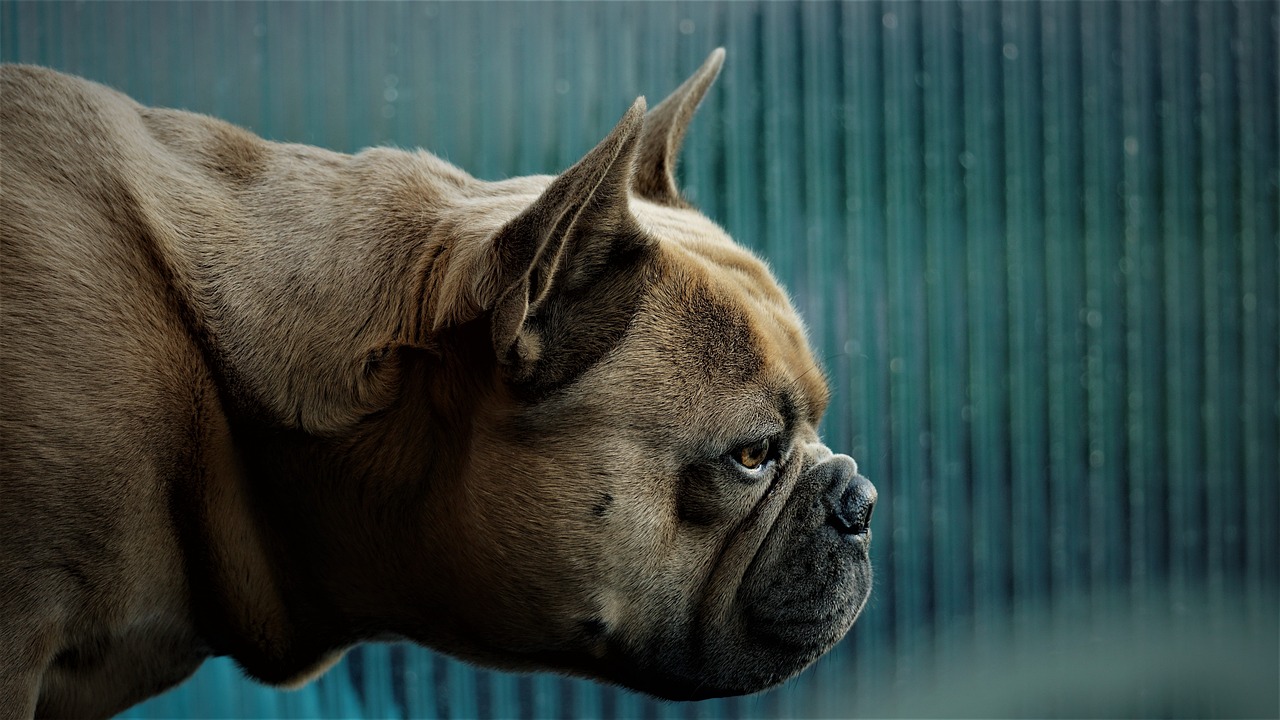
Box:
[0,50,874,717]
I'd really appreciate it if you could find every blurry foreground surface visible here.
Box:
[111,590,1280,718]
[2,1,1276,717]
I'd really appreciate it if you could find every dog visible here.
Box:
[0,50,876,717]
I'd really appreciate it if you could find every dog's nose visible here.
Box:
[820,455,876,537]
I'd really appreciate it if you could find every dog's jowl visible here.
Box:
[0,50,876,717]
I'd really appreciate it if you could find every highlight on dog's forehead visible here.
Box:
[631,197,734,248]
[631,198,784,303]
[630,197,830,423]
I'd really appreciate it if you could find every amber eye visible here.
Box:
[734,439,771,470]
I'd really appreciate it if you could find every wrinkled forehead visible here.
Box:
[628,198,830,424]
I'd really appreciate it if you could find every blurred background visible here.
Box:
[2,1,1276,717]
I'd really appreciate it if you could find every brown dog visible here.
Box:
[0,50,875,717]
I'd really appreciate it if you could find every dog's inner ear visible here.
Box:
[484,97,652,385]
[633,48,725,208]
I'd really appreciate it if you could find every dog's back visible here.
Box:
[0,65,218,717]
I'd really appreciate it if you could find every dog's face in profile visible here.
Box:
[403,51,877,698]
[442,211,877,698]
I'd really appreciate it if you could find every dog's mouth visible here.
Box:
[723,458,874,682]
[609,453,866,698]
[698,451,809,617]
[741,526,872,641]
[598,560,870,701]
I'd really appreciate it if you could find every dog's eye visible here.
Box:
[733,439,771,470]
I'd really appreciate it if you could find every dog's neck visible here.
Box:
[183,325,520,685]
[139,128,559,677]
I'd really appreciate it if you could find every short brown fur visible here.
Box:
[1,51,873,717]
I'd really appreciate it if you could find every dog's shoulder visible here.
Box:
[1,63,128,114]
[2,64,286,205]
[1,64,146,162]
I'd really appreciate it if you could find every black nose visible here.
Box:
[822,457,876,536]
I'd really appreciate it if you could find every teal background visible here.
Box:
[2,1,1276,717]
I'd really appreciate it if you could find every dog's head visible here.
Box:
[410,50,875,699]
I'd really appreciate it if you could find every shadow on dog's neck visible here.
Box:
[176,320,510,685]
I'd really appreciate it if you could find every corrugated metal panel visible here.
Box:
[2,2,1275,717]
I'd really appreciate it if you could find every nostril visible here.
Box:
[830,484,875,536]
[855,496,875,534]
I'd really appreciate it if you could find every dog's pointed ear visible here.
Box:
[486,97,648,375]
[633,48,725,207]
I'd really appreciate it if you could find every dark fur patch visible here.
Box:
[675,462,724,527]
[592,492,614,518]
[673,282,763,384]
[200,122,267,185]
[579,618,607,638]
[52,641,98,671]
[140,108,267,186]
